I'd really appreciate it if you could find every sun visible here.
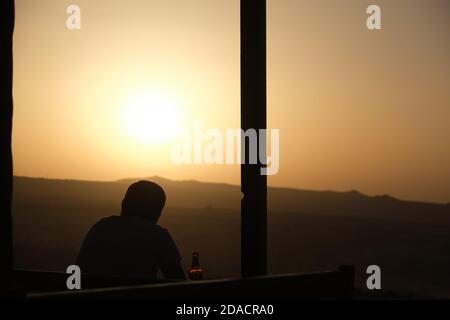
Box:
[122,90,183,144]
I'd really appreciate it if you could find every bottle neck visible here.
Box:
[192,253,200,268]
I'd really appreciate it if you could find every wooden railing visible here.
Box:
[15,266,355,300]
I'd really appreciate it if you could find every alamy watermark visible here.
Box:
[66,5,81,30]
[367,5,382,30]
[171,121,280,176]
[66,265,81,290]
[366,265,382,290]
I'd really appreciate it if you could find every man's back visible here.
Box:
[76,215,182,279]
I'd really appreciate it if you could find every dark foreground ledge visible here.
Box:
[11,266,355,300]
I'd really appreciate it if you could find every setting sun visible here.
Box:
[122,90,184,144]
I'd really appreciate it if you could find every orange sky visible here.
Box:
[13,0,450,203]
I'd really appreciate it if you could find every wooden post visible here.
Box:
[0,0,14,291]
[240,0,267,277]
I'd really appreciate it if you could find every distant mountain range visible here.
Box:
[13,176,450,225]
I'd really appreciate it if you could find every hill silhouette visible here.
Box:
[12,176,450,298]
[13,176,450,223]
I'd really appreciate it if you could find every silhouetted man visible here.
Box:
[76,181,186,280]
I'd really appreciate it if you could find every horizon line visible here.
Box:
[12,175,450,206]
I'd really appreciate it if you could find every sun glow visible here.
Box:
[122,90,184,144]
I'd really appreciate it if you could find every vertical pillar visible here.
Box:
[240,0,267,277]
[0,0,15,291]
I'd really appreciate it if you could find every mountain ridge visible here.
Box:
[12,176,450,225]
[14,175,449,205]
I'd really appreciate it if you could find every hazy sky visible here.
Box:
[13,0,450,203]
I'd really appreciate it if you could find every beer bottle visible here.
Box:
[188,252,204,281]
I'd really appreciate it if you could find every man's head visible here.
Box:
[121,181,166,223]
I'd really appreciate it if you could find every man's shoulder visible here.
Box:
[93,216,169,234]
[97,215,120,223]
[91,215,121,227]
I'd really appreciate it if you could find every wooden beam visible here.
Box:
[240,0,267,277]
[0,0,14,291]
[26,267,355,300]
